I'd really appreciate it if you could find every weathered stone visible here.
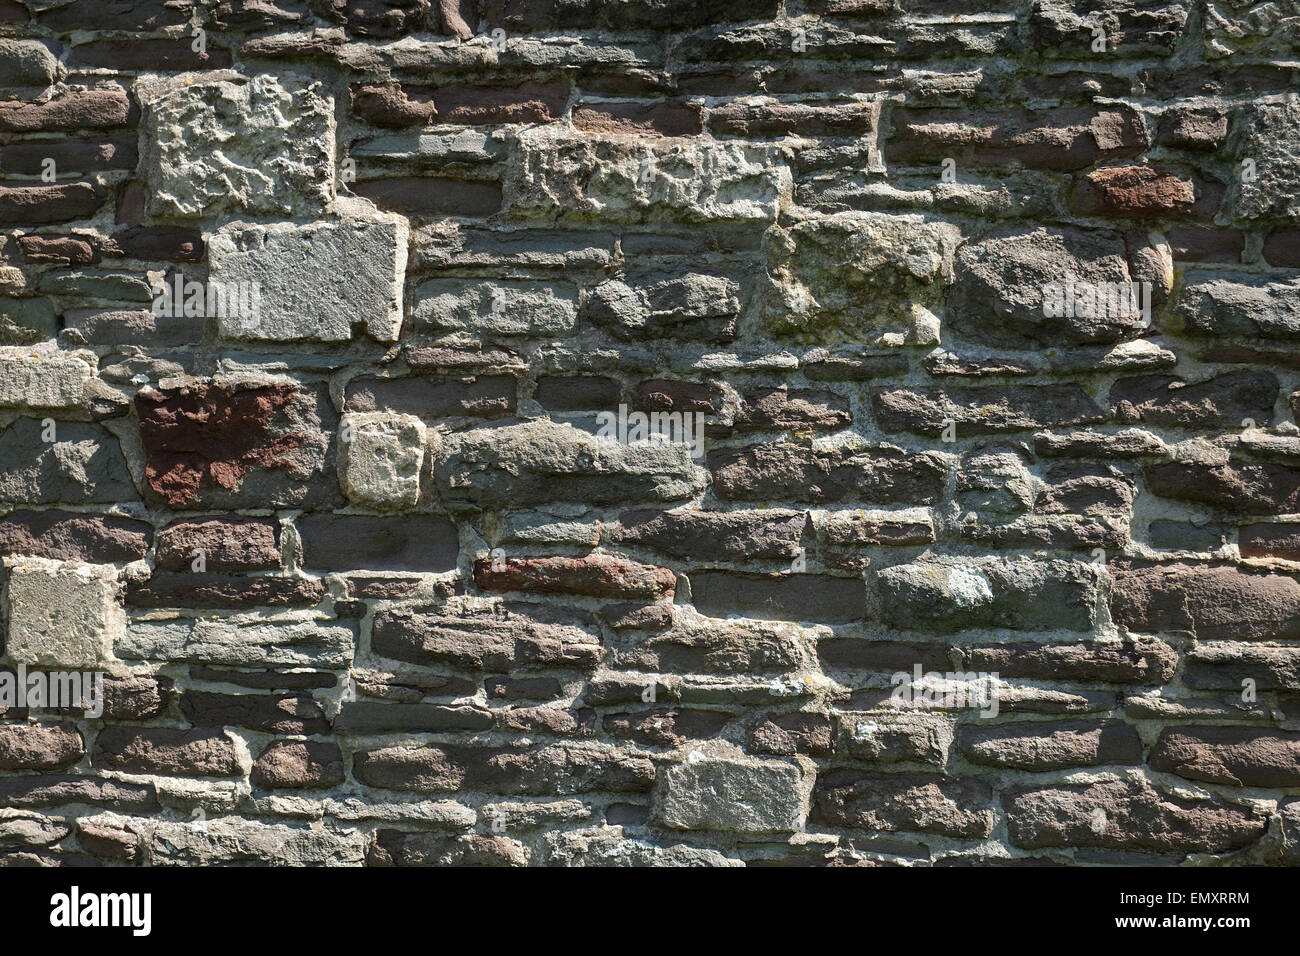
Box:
[1004,779,1267,852]
[135,379,334,510]
[871,384,1106,435]
[436,420,704,510]
[102,675,172,721]
[156,517,281,572]
[40,267,152,301]
[887,105,1146,172]
[947,226,1154,349]
[370,830,527,867]
[577,101,704,137]
[0,88,130,133]
[767,212,959,345]
[63,308,201,349]
[1233,99,1300,219]
[542,826,741,867]
[0,298,57,345]
[1110,370,1278,428]
[94,727,239,777]
[615,619,802,675]
[4,563,124,668]
[252,740,345,790]
[149,820,367,866]
[1074,165,1197,217]
[142,75,333,217]
[0,815,68,848]
[612,508,807,561]
[877,557,1102,632]
[0,511,151,563]
[372,602,602,671]
[505,128,787,224]
[709,442,946,504]
[17,235,96,264]
[0,39,59,87]
[653,752,807,833]
[586,273,739,343]
[1145,460,1300,515]
[0,420,132,505]
[1241,523,1300,561]
[474,554,675,600]
[1149,727,1300,787]
[821,509,936,547]
[0,140,135,178]
[838,711,953,765]
[209,216,408,342]
[967,638,1178,684]
[0,724,83,771]
[1185,644,1300,691]
[601,707,727,747]
[118,617,356,669]
[77,821,137,861]
[0,183,105,224]
[1174,272,1300,340]
[1029,0,1188,55]
[412,278,577,338]
[959,721,1142,770]
[735,388,851,430]
[1110,562,1300,640]
[0,775,157,811]
[181,690,329,734]
[750,712,835,757]
[354,743,654,795]
[338,412,426,509]
[812,771,994,837]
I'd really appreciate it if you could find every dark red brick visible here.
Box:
[1150,726,1300,788]
[127,573,325,609]
[181,691,329,734]
[105,226,204,262]
[156,516,282,572]
[0,139,137,176]
[1240,524,1300,561]
[575,101,703,137]
[353,177,503,218]
[68,38,231,71]
[0,510,151,563]
[0,182,105,224]
[251,740,345,789]
[0,723,83,771]
[0,88,131,133]
[93,727,239,777]
[297,514,458,572]
[690,570,866,623]
[474,554,675,600]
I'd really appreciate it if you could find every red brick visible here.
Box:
[0,182,105,224]
[0,88,131,133]
[474,554,676,600]
[575,101,703,137]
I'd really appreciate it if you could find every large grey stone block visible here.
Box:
[142,74,334,218]
[209,217,409,342]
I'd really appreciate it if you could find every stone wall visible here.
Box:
[0,0,1298,866]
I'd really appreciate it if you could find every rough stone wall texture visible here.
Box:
[0,0,1297,868]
